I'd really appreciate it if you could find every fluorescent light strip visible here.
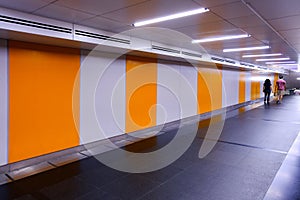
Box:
[192,34,250,43]
[266,61,296,64]
[278,64,298,66]
[223,45,270,52]
[256,57,290,61]
[242,53,282,58]
[133,8,209,27]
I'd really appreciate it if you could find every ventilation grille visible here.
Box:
[152,45,181,54]
[211,56,225,62]
[240,62,255,68]
[258,66,268,70]
[75,30,130,44]
[240,62,248,66]
[224,59,235,64]
[182,51,202,58]
[0,15,72,33]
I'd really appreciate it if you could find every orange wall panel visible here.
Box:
[273,73,279,92]
[197,70,211,114]
[239,71,246,103]
[250,73,261,100]
[9,41,80,163]
[197,64,222,114]
[126,56,157,133]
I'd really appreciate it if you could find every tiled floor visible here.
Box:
[0,95,300,200]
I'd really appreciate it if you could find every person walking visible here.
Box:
[275,75,286,104]
[263,79,272,104]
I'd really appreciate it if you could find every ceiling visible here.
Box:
[0,0,299,71]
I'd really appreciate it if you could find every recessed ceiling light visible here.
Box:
[242,53,282,58]
[192,34,250,43]
[266,61,296,64]
[133,8,209,27]
[256,57,290,61]
[223,46,270,52]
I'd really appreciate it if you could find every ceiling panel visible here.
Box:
[175,20,237,38]
[34,4,94,23]
[289,39,300,45]
[55,0,149,15]
[209,1,253,19]
[192,0,239,8]
[0,0,53,13]
[242,26,280,43]
[269,15,300,31]
[280,29,300,41]
[294,45,300,52]
[246,0,300,20]
[78,16,131,33]
[229,15,265,28]
[102,0,203,24]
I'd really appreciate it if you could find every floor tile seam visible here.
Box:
[70,178,105,200]
[82,171,131,191]
[73,174,107,191]
[135,166,191,200]
[237,117,300,125]
[203,138,288,155]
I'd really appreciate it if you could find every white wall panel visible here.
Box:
[260,79,264,98]
[0,39,8,166]
[157,61,198,126]
[179,64,198,118]
[95,56,126,138]
[222,69,239,107]
[245,72,252,101]
[157,61,181,125]
[80,51,126,144]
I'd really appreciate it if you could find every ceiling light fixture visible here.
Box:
[133,8,209,27]
[192,34,250,43]
[266,61,296,64]
[223,45,270,52]
[256,57,290,62]
[242,53,282,58]
[277,64,298,66]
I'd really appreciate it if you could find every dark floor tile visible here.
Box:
[12,194,35,200]
[237,149,286,178]
[40,177,97,200]
[140,160,223,200]
[100,174,158,200]
[140,182,192,200]
[75,163,128,188]
[138,165,183,184]
[206,167,271,200]
[75,189,122,200]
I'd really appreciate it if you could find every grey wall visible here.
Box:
[284,71,300,89]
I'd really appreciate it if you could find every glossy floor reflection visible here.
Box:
[0,95,300,200]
